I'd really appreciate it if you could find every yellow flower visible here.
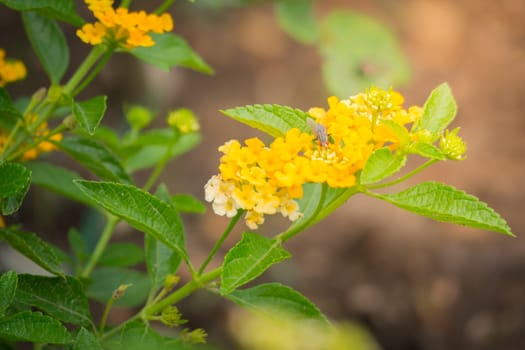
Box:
[0,49,27,87]
[77,0,173,49]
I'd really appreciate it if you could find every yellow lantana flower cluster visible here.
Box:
[0,49,26,87]
[77,0,173,49]
[205,87,423,229]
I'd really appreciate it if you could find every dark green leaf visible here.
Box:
[227,282,327,322]
[124,132,201,173]
[15,274,92,326]
[0,88,24,126]
[75,181,188,262]
[0,271,17,316]
[22,11,69,84]
[0,162,31,215]
[1,0,83,26]
[378,182,514,236]
[87,267,150,307]
[26,161,94,206]
[132,33,213,74]
[221,104,309,138]
[319,11,410,96]
[360,148,406,184]
[0,228,63,275]
[98,243,144,267]
[171,194,206,214]
[0,311,72,343]
[418,83,457,138]
[72,95,107,135]
[104,321,165,350]
[274,0,318,44]
[68,228,88,271]
[145,235,181,296]
[59,136,133,184]
[221,232,291,294]
[74,328,103,350]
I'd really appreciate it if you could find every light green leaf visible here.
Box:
[87,267,150,307]
[360,148,407,185]
[221,104,310,138]
[227,282,327,322]
[319,11,410,96]
[0,271,17,316]
[274,0,319,44]
[418,83,457,138]
[0,162,31,215]
[124,132,201,173]
[409,142,446,160]
[0,0,84,26]
[74,328,103,350]
[15,274,92,326]
[59,137,133,184]
[22,11,69,84]
[26,161,93,206]
[145,235,181,295]
[378,182,514,236]
[0,228,63,275]
[98,243,144,267]
[221,232,291,295]
[131,33,213,74]
[171,194,206,214]
[74,181,188,262]
[72,95,107,135]
[0,311,73,344]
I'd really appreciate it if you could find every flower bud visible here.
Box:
[160,306,187,327]
[164,274,180,292]
[440,127,467,160]
[125,105,153,130]
[167,108,199,134]
[112,284,132,301]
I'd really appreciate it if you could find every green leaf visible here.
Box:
[0,311,72,344]
[15,274,92,326]
[227,282,327,322]
[360,148,407,185]
[26,161,94,206]
[59,136,133,184]
[0,228,63,275]
[0,88,24,126]
[124,132,201,173]
[378,182,514,236]
[22,11,69,84]
[87,267,150,307]
[221,232,291,295]
[418,83,457,138]
[0,271,17,316]
[131,33,213,74]
[104,321,165,350]
[74,328,103,350]
[98,243,144,267]
[319,11,410,96]
[409,142,446,160]
[274,0,319,44]
[72,95,107,135]
[221,104,310,138]
[0,0,84,26]
[0,162,31,215]
[171,194,206,214]
[145,235,181,295]
[74,181,188,262]
[68,228,88,271]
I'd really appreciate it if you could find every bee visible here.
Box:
[307,118,329,147]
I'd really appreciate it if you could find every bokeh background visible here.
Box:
[1,0,525,349]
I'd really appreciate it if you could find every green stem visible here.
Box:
[72,47,115,97]
[155,0,175,14]
[99,298,115,334]
[6,124,66,162]
[81,215,119,279]
[142,131,179,192]
[63,45,106,95]
[367,159,438,190]
[119,0,133,8]
[198,210,243,275]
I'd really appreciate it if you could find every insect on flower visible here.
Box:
[307,118,329,147]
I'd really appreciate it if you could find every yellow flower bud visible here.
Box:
[440,127,467,160]
[167,108,199,134]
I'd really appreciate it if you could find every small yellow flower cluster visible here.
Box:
[0,114,62,161]
[77,0,173,49]
[205,87,425,229]
[0,49,26,87]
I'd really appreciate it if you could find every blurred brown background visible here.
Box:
[2,0,525,349]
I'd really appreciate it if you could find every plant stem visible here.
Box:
[99,298,115,334]
[81,215,119,279]
[198,210,243,275]
[72,47,115,97]
[6,124,66,162]
[367,159,438,190]
[155,0,175,14]
[63,45,106,95]
[119,0,133,8]
[142,131,179,192]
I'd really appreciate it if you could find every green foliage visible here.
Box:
[360,148,407,185]
[171,194,207,214]
[98,243,145,267]
[0,0,84,26]
[145,234,182,294]
[418,83,458,139]
[0,311,72,344]
[0,271,17,317]
[0,162,31,215]
[74,328,103,350]
[87,267,150,307]
[274,0,319,44]
[0,88,24,124]
[72,95,107,135]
